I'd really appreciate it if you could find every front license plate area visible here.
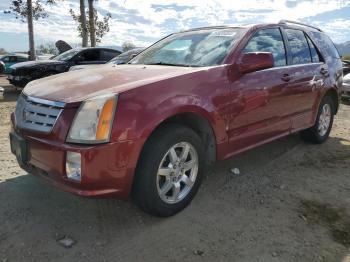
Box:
[10,132,28,164]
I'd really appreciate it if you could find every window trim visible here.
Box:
[303,32,325,63]
[283,28,314,65]
[241,26,288,68]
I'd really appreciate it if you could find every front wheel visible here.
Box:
[300,96,334,144]
[133,124,204,217]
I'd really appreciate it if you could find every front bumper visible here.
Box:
[7,75,31,87]
[10,130,139,199]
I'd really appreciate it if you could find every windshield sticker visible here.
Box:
[209,31,237,37]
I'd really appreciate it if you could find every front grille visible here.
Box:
[15,94,65,133]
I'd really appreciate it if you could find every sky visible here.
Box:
[0,0,350,52]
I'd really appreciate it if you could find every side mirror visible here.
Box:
[238,52,274,74]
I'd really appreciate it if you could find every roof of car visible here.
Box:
[179,21,323,34]
[4,53,28,57]
[71,47,121,52]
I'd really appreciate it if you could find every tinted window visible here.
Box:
[305,35,321,63]
[17,56,27,62]
[80,50,100,62]
[244,28,286,67]
[100,50,120,61]
[308,31,340,59]
[285,29,311,65]
[9,56,17,62]
[53,49,80,61]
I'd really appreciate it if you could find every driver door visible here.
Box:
[227,28,292,152]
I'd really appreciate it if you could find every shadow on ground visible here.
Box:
[1,134,350,261]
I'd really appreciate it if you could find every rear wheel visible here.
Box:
[300,96,334,143]
[133,124,204,217]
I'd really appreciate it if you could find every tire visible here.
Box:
[300,95,334,144]
[132,124,205,217]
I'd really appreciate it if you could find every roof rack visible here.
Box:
[279,20,322,32]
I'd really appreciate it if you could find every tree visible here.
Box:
[8,0,56,60]
[122,41,136,52]
[80,0,88,47]
[70,0,111,47]
[88,0,96,47]
[37,43,57,54]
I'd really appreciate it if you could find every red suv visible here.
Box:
[10,21,343,216]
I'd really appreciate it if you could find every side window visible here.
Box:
[308,31,340,59]
[2,56,9,62]
[305,35,321,63]
[100,50,120,61]
[17,56,27,62]
[9,56,18,62]
[244,28,287,67]
[285,29,312,65]
[80,50,100,62]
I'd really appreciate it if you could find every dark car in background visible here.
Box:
[8,47,121,87]
[0,60,5,74]
[0,54,28,74]
[343,60,350,75]
[69,47,145,71]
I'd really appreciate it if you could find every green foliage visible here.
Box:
[37,43,57,54]
[9,0,56,22]
[122,41,136,52]
[70,7,111,44]
[342,55,350,61]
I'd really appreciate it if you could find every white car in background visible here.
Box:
[342,73,350,100]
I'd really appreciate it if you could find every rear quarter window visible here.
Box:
[101,50,120,61]
[308,31,340,59]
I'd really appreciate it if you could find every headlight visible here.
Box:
[67,94,117,144]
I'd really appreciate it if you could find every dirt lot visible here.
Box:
[0,75,349,262]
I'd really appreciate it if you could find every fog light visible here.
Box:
[66,151,81,182]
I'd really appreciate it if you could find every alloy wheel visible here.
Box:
[156,142,198,204]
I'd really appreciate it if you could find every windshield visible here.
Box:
[129,28,244,67]
[53,49,80,61]
[108,54,130,65]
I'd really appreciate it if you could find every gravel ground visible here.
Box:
[0,75,350,262]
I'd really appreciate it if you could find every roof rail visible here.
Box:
[279,20,322,32]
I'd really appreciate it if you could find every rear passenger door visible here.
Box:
[282,28,325,130]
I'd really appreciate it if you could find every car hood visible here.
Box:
[23,64,206,104]
[11,59,65,69]
[69,64,100,71]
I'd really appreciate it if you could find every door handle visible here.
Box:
[281,74,291,82]
[320,67,328,75]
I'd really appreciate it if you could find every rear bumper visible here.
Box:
[11,130,140,199]
[341,83,350,98]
